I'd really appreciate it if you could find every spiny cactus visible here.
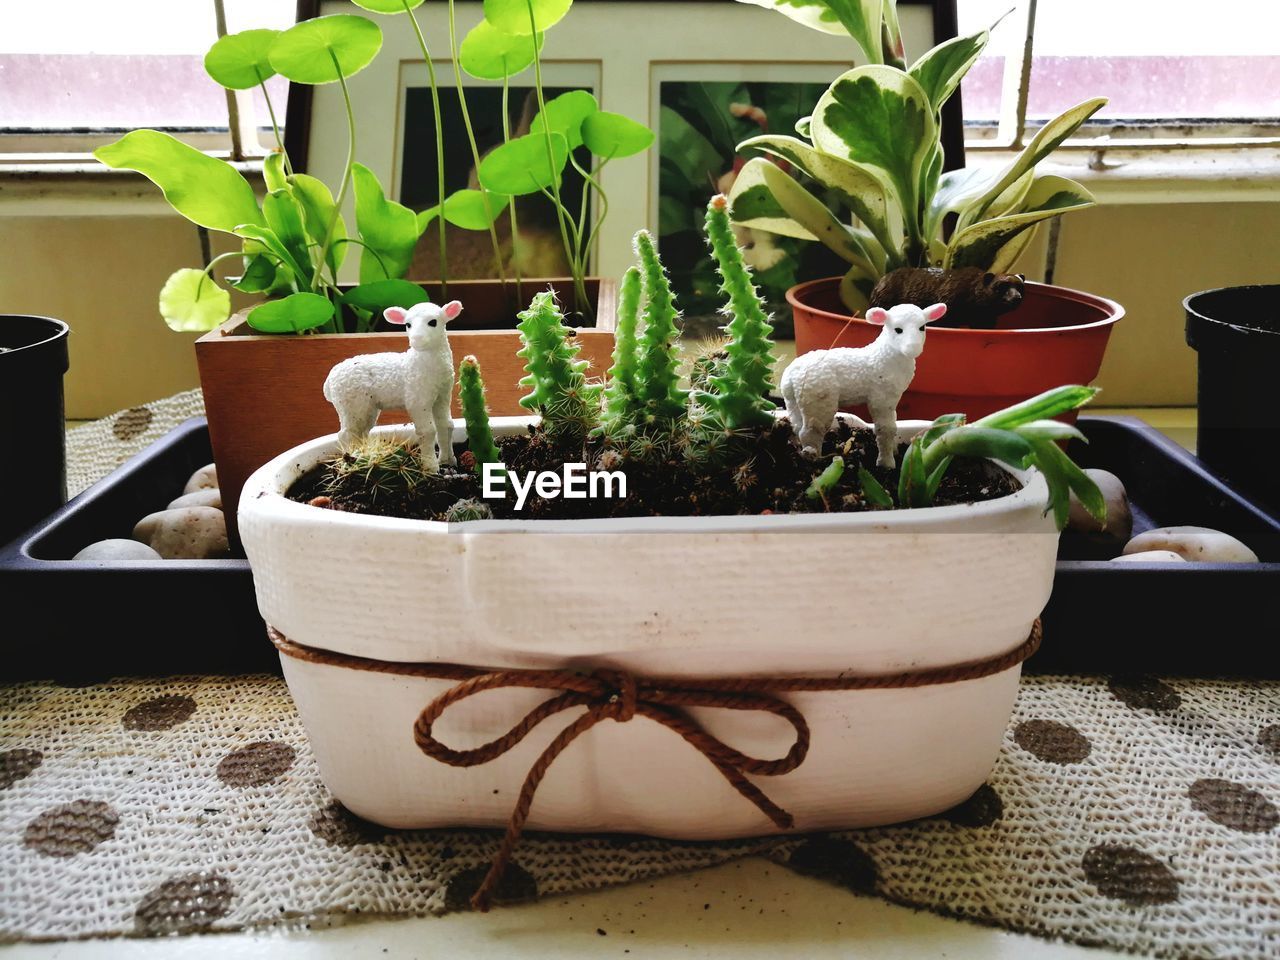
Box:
[443,498,493,523]
[516,290,599,441]
[632,231,687,427]
[458,355,501,473]
[601,266,643,431]
[326,436,430,502]
[688,336,729,394]
[696,194,777,430]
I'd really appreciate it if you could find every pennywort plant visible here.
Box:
[97,14,433,336]
[465,0,656,319]
[728,0,1106,313]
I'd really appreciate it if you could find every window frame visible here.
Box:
[963,0,1280,157]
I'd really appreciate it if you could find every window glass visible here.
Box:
[0,1,294,138]
[957,0,1280,129]
[1027,0,1279,122]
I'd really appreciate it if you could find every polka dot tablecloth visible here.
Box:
[1,673,1277,956]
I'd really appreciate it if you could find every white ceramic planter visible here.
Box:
[240,417,1058,839]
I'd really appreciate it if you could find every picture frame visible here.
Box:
[283,0,962,284]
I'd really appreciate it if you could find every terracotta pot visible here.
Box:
[196,277,616,544]
[788,277,1123,422]
[239,416,1057,837]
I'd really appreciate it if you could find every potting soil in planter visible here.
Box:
[286,419,1020,521]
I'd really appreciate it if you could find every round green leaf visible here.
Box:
[350,0,424,13]
[204,29,280,90]
[443,189,509,230]
[341,279,430,312]
[478,132,568,196]
[483,0,572,36]
[269,15,382,85]
[159,268,231,333]
[233,254,278,294]
[530,89,597,151]
[246,292,335,334]
[581,110,654,158]
[459,20,543,80]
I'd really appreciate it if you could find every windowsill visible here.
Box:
[3,144,1278,214]
[0,158,267,215]
[963,144,1280,203]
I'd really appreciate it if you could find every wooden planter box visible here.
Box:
[196,277,616,544]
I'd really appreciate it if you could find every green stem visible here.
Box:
[568,155,604,312]
[584,169,611,273]
[255,71,291,175]
[526,0,586,317]
[195,250,249,298]
[448,0,508,285]
[404,2,449,297]
[315,51,356,296]
[329,238,391,279]
[502,70,524,303]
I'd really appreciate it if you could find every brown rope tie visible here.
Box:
[269,620,1041,912]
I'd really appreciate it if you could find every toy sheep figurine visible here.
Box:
[780,302,947,468]
[323,300,462,472]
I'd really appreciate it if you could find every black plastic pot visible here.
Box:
[1185,285,1280,510]
[0,316,70,546]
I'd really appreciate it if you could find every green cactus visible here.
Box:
[516,290,599,441]
[443,498,493,523]
[325,436,431,502]
[632,230,688,426]
[458,355,501,473]
[697,194,777,430]
[601,266,643,431]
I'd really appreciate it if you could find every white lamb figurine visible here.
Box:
[780,302,947,469]
[322,300,462,472]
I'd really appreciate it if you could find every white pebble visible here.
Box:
[73,539,163,563]
[1123,526,1259,563]
[133,507,229,560]
[1068,469,1132,540]
[168,488,222,511]
[182,463,218,495]
[1111,550,1188,564]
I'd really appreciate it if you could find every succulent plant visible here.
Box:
[516,290,599,441]
[601,265,644,432]
[443,498,494,523]
[458,355,501,472]
[695,195,778,431]
[729,0,1105,314]
[632,231,688,427]
[326,436,431,502]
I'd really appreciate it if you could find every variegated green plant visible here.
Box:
[729,0,1106,314]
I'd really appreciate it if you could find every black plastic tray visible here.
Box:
[3,416,1276,681]
[1033,416,1280,677]
[0,418,272,681]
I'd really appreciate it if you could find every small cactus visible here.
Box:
[326,437,431,502]
[458,355,501,473]
[443,498,493,523]
[696,194,777,431]
[632,231,687,426]
[516,290,599,441]
[601,266,643,430]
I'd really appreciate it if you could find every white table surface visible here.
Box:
[1,858,1135,960]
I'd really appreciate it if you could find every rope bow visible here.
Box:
[413,667,810,911]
